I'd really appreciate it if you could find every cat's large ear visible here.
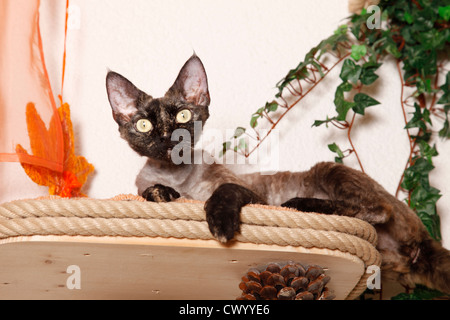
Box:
[166,54,210,107]
[106,71,143,125]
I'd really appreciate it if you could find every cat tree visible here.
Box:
[0,195,380,299]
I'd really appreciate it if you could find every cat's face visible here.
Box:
[106,55,210,163]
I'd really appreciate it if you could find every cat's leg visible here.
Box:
[142,184,180,202]
[281,197,391,225]
[295,162,393,225]
[281,198,346,215]
[204,183,266,243]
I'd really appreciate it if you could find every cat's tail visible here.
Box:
[411,238,450,295]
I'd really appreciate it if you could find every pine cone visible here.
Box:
[237,262,336,300]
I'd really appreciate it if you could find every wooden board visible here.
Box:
[0,235,365,300]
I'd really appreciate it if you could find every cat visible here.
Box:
[106,54,450,295]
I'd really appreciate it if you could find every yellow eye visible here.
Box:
[176,109,192,123]
[136,119,152,133]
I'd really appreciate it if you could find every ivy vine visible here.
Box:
[222,0,449,296]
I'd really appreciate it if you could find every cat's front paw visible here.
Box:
[142,184,180,202]
[204,183,265,243]
[204,197,241,243]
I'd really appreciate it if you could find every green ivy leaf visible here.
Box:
[352,93,380,115]
[312,116,336,128]
[340,59,362,84]
[405,103,430,130]
[232,127,246,139]
[328,143,345,163]
[401,157,433,191]
[264,101,278,113]
[403,11,414,24]
[437,72,450,106]
[418,211,442,241]
[411,184,441,207]
[403,46,437,78]
[250,116,258,128]
[334,82,355,121]
[334,24,348,36]
[400,25,415,45]
[409,157,435,175]
[418,29,447,51]
[250,107,264,128]
[312,120,326,127]
[385,39,402,58]
[418,140,438,162]
[351,44,367,61]
[401,153,442,241]
[438,6,450,21]
[436,72,450,138]
[360,62,381,85]
[439,117,450,138]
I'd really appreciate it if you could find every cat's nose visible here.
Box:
[160,132,171,141]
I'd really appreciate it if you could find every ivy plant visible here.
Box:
[391,285,446,300]
[222,0,449,298]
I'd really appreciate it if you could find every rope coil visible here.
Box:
[0,196,381,299]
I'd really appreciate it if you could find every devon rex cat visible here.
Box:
[106,54,450,294]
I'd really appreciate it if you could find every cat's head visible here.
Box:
[106,55,210,163]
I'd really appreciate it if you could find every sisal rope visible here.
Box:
[0,196,380,300]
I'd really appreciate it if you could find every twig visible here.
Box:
[429,63,442,114]
[348,110,364,173]
[331,120,349,130]
[262,111,275,125]
[395,60,414,198]
[244,52,352,158]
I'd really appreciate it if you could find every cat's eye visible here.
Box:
[136,119,153,133]
[176,109,192,124]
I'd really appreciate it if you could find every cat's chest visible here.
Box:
[135,160,213,201]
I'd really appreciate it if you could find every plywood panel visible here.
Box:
[0,236,365,300]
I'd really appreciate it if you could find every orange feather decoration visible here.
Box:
[14,0,94,198]
[16,100,94,198]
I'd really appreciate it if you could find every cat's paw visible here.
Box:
[204,198,241,243]
[204,183,265,243]
[142,184,180,202]
[281,198,337,214]
[204,184,245,243]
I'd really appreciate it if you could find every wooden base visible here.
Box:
[0,235,365,300]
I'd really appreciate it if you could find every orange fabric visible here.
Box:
[15,102,94,198]
[0,0,64,172]
[1,0,94,198]
[61,0,69,97]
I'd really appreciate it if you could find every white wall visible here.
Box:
[1,0,448,248]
